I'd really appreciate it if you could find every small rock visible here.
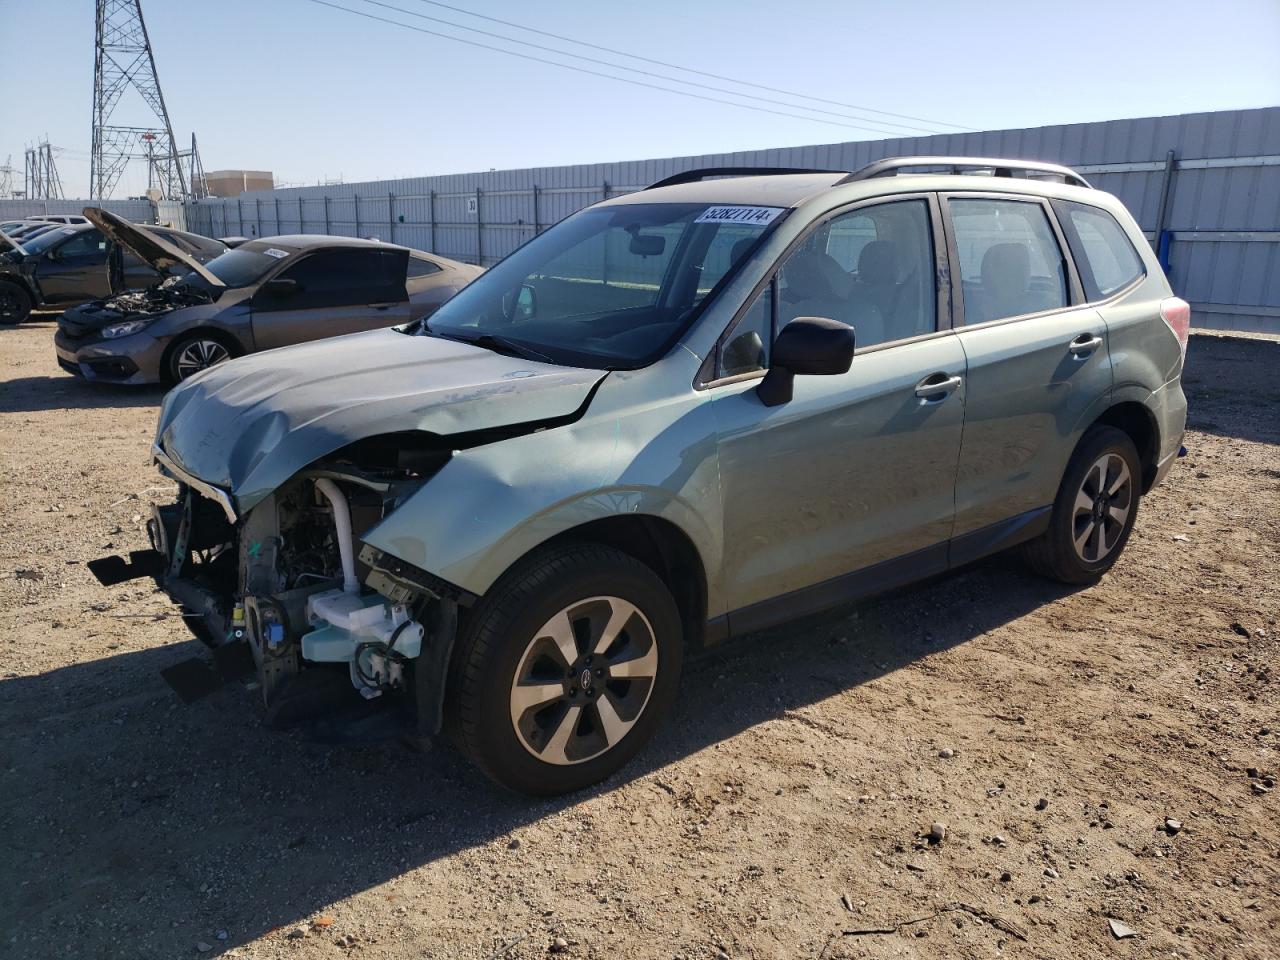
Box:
[14,569,43,581]
[1000,871,1012,882]
[1108,919,1138,940]
[1035,797,1049,811]
[1230,623,1251,639]
[927,822,947,844]
[1028,895,1042,904]
[992,834,1007,845]
[216,931,227,941]
[840,893,854,912]
[1163,818,1183,835]
[507,838,521,850]
[549,937,570,954]
[939,748,955,759]
[1044,867,1060,879]
[196,943,213,954]
[286,925,308,940]
[1171,533,1189,542]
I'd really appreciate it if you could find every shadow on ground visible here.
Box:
[0,556,1073,958]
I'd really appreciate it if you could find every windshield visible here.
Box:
[198,245,290,287]
[421,201,786,369]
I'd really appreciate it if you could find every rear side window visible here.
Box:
[949,198,1067,324]
[406,256,441,278]
[1056,201,1145,301]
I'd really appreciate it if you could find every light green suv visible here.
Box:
[142,157,1188,794]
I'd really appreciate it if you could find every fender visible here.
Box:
[361,363,728,613]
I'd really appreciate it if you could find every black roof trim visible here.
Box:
[837,156,1093,188]
[644,167,847,190]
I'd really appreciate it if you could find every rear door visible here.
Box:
[943,193,1113,556]
[32,228,111,303]
[250,247,412,350]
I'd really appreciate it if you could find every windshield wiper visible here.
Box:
[435,330,555,364]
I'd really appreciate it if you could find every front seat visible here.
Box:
[977,242,1033,322]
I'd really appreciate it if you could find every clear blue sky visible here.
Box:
[2,0,1278,198]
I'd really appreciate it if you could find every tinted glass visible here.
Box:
[423,202,785,369]
[19,226,85,255]
[52,229,107,259]
[1059,201,1144,300]
[406,256,441,278]
[950,198,1067,323]
[776,198,936,347]
[275,248,407,307]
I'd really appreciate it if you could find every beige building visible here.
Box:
[202,169,274,198]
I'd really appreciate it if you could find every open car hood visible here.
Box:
[155,328,606,512]
[83,207,224,288]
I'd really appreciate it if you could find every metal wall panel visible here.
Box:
[44,106,1277,331]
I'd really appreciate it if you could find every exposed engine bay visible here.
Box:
[148,437,460,739]
[97,275,214,319]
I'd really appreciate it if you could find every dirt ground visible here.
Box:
[1,320,1277,960]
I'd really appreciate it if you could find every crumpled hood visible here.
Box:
[156,328,606,511]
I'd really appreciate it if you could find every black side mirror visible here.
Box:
[757,316,855,407]
[261,277,301,298]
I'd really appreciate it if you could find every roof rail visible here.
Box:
[644,166,847,190]
[838,156,1093,189]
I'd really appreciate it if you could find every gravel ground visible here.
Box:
[1,321,1277,960]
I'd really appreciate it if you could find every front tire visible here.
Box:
[1022,424,1142,584]
[0,281,32,325]
[163,331,237,385]
[450,543,683,795]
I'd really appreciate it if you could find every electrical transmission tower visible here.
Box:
[24,143,65,200]
[90,0,187,199]
[0,156,15,198]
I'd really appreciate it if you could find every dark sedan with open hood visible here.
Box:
[55,210,482,385]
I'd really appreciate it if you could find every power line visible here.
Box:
[355,0,944,136]
[306,0,932,137]
[405,0,974,132]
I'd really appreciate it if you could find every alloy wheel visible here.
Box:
[508,595,659,766]
[1072,452,1133,563]
[175,338,230,379]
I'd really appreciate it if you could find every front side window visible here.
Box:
[53,229,107,259]
[422,202,786,369]
[949,198,1068,324]
[1056,201,1144,301]
[274,249,407,308]
[776,198,937,348]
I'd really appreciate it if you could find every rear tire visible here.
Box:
[162,330,238,386]
[1022,425,1142,584]
[0,281,32,325]
[450,543,683,795]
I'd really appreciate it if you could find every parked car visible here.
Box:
[0,217,225,324]
[0,220,60,252]
[27,214,91,225]
[56,212,482,384]
[138,157,1188,794]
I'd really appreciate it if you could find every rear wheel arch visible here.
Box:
[1090,401,1159,491]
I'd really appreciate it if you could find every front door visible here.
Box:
[710,196,967,626]
[943,194,1114,547]
[250,247,412,350]
[33,229,111,303]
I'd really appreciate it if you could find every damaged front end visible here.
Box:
[150,435,465,741]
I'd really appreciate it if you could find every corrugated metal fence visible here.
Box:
[5,108,1277,331]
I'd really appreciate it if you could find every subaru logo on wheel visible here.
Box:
[580,668,593,690]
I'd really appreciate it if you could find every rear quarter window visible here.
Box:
[407,256,442,279]
[1055,201,1145,301]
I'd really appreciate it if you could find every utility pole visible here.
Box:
[90,0,187,199]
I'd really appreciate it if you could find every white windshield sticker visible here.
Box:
[61,227,77,235]
[263,247,289,259]
[694,205,784,226]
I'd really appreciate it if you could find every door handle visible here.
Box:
[914,372,963,401]
[368,301,398,310]
[1069,333,1103,357]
